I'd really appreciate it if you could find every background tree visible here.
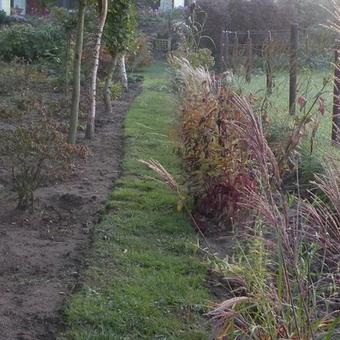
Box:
[103,0,136,114]
[49,7,78,97]
[198,0,330,65]
[135,0,160,10]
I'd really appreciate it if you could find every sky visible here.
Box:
[174,0,185,7]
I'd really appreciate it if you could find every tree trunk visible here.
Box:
[85,0,108,139]
[104,54,118,114]
[65,32,71,98]
[68,0,86,145]
[333,44,340,146]
[119,54,128,90]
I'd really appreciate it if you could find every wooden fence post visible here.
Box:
[333,41,340,146]
[289,23,298,115]
[305,31,309,62]
[167,37,172,52]
[265,30,273,95]
[245,31,253,83]
[224,31,229,69]
[232,32,239,71]
[219,30,225,72]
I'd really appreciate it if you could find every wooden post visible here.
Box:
[305,31,309,62]
[224,30,230,69]
[265,31,273,95]
[333,42,340,146]
[219,30,225,73]
[232,32,239,72]
[289,23,298,115]
[245,31,253,83]
[167,37,172,52]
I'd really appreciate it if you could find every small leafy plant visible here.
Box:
[187,48,215,69]
[0,23,64,62]
[0,10,9,26]
[0,118,89,210]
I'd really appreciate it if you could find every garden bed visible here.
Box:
[0,66,141,339]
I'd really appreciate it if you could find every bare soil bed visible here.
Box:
[0,85,141,339]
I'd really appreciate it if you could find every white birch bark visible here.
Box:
[119,54,128,90]
[85,0,108,139]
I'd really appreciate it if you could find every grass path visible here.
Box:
[62,64,211,339]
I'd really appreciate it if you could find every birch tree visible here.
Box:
[68,0,86,144]
[85,0,109,139]
[103,0,136,114]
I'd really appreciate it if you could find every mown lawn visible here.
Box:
[234,67,340,184]
[61,64,211,339]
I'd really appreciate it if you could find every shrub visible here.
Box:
[0,118,89,210]
[0,61,51,119]
[110,83,123,100]
[0,10,9,26]
[170,56,333,227]
[0,61,48,94]
[127,34,153,71]
[187,48,215,69]
[169,58,256,229]
[208,97,340,339]
[0,23,64,62]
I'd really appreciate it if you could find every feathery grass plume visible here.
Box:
[323,0,340,34]
[168,57,258,229]
[323,0,340,147]
[166,46,340,338]
[303,157,340,262]
[138,159,210,244]
[231,94,281,189]
[209,94,340,339]
[139,159,179,193]
[168,56,212,96]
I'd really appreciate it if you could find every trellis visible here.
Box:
[154,38,172,52]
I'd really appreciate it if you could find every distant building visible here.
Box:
[0,0,11,15]
[159,0,174,13]
[0,0,78,16]
[11,0,26,15]
[57,0,77,10]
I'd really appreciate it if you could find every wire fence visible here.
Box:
[218,25,339,143]
[220,26,334,74]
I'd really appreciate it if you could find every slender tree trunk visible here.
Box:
[65,30,73,99]
[119,54,128,90]
[68,0,86,144]
[333,44,340,146]
[104,54,118,114]
[85,0,108,139]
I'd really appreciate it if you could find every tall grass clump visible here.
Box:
[168,56,329,231]
[140,4,340,335]
[164,55,339,337]
[169,57,257,230]
[207,96,339,339]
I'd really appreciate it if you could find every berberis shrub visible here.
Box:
[0,117,89,210]
[170,57,256,230]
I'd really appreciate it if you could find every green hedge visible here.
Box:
[0,23,64,62]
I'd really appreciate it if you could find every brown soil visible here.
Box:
[0,85,141,340]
